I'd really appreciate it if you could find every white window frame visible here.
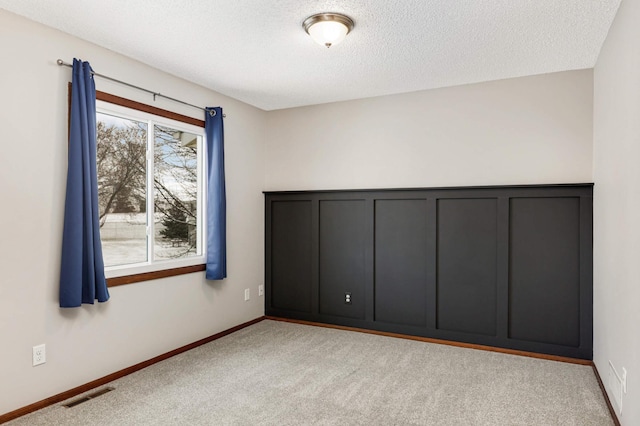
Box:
[96,100,207,279]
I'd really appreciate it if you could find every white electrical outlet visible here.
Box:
[258,284,264,297]
[244,288,250,301]
[33,344,46,366]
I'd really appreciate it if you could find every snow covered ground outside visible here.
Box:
[101,239,196,267]
[100,213,196,267]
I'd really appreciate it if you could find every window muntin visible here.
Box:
[96,101,205,278]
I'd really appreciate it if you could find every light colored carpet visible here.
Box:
[7,320,613,425]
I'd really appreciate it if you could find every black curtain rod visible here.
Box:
[57,59,225,117]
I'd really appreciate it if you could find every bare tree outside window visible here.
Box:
[153,124,198,260]
[96,112,200,267]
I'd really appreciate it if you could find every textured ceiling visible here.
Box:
[0,0,621,110]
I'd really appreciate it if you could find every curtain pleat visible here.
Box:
[205,107,227,280]
[59,59,109,307]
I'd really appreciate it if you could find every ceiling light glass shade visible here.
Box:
[303,13,354,48]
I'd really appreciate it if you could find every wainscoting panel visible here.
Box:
[319,200,367,319]
[270,200,313,313]
[509,197,581,347]
[374,199,429,327]
[436,198,498,336]
[265,184,593,359]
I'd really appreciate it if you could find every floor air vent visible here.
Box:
[63,387,114,408]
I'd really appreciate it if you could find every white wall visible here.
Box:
[0,10,266,415]
[265,70,593,191]
[593,0,640,424]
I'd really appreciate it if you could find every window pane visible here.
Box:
[96,113,148,267]
[153,125,199,261]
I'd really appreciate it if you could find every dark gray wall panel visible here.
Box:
[319,200,366,319]
[509,197,580,347]
[374,199,428,326]
[265,185,593,359]
[437,198,497,335]
[271,200,312,313]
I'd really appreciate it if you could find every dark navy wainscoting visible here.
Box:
[264,184,593,359]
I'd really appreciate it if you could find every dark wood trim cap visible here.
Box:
[107,264,206,287]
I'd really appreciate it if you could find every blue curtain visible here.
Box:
[205,107,227,280]
[59,59,110,307]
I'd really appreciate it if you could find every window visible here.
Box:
[96,96,206,281]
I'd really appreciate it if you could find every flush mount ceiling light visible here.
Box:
[303,13,354,48]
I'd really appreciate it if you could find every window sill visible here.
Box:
[107,264,206,287]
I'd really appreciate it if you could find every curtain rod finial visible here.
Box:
[57,59,64,65]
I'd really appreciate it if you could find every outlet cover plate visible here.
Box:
[608,361,624,415]
[33,344,46,366]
